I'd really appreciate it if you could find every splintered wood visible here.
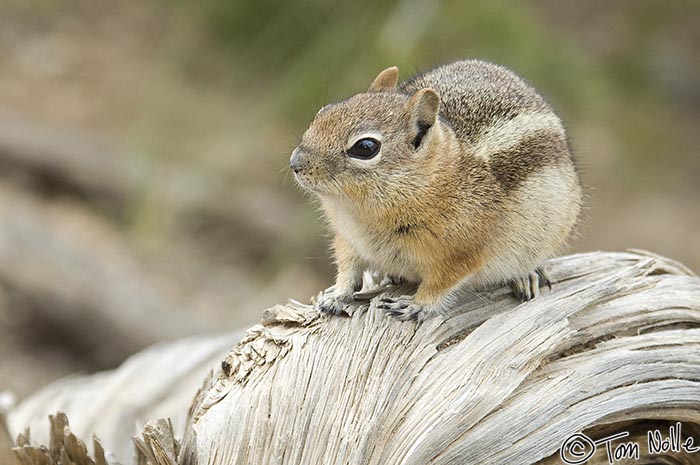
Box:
[7,251,700,465]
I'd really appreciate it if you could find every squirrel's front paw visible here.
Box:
[378,295,426,321]
[317,287,355,316]
[509,267,552,302]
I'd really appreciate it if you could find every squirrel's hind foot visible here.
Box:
[509,267,552,301]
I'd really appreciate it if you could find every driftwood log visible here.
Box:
[5,251,700,464]
[5,331,244,463]
[0,114,140,211]
[0,185,207,370]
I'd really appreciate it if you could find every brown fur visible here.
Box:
[490,130,569,191]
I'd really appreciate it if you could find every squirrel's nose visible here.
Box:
[290,147,308,173]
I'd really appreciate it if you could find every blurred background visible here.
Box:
[0,0,698,401]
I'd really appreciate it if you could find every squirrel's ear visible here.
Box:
[406,88,440,149]
[368,66,399,92]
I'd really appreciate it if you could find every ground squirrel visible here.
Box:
[291,59,582,320]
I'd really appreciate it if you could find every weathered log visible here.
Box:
[7,331,243,462]
[0,185,206,370]
[0,114,139,211]
[7,251,700,464]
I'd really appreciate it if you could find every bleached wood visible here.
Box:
[7,251,700,465]
[7,331,243,462]
[183,251,700,465]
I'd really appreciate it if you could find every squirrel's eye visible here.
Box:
[347,138,381,159]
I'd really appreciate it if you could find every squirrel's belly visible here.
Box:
[332,206,434,280]
[372,245,422,281]
[353,231,422,281]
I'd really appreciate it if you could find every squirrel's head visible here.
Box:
[291,66,443,203]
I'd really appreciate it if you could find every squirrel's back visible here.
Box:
[399,60,551,143]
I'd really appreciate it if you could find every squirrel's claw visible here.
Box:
[378,296,424,321]
[509,267,552,302]
[317,287,356,316]
[536,267,553,290]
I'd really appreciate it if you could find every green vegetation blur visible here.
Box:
[1,0,699,397]
[181,0,700,266]
[187,0,697,158]
[2,0,699,317]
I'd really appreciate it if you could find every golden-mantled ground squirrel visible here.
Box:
[291,60,582,320]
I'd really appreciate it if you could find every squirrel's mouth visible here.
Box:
[293,171,335,196]
[293,171,318,191]
[292,171,309,186]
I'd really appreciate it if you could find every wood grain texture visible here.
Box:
[7,331,243,463]
[7,251,700,465]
